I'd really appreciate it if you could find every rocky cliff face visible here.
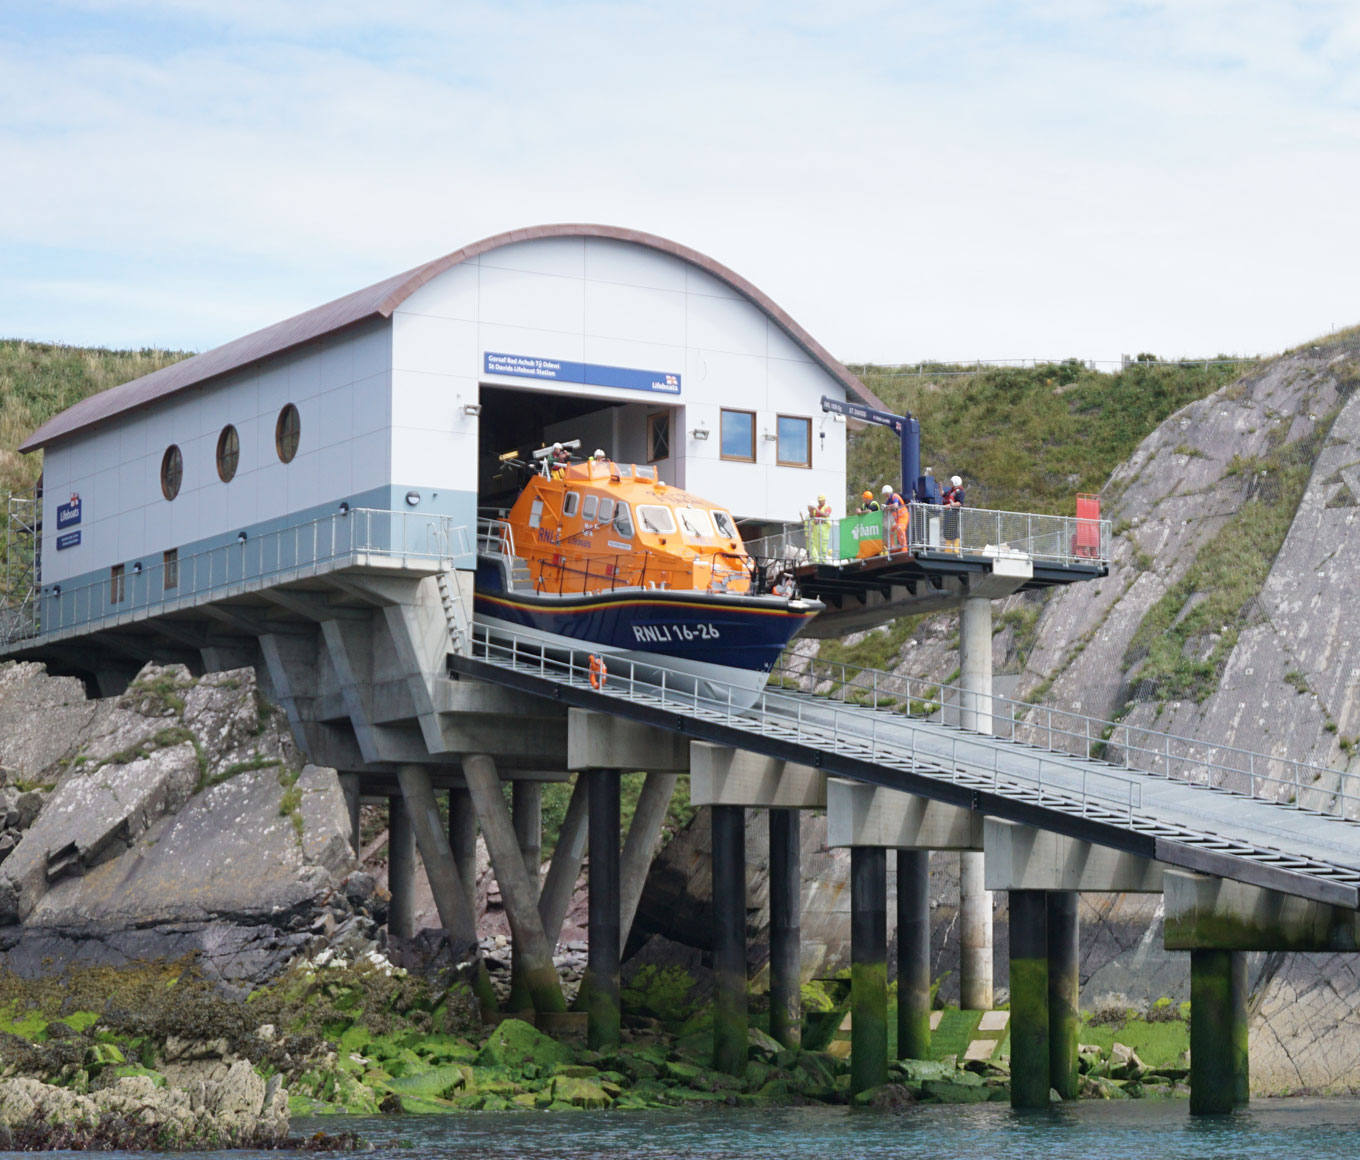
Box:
[0,660,360,990]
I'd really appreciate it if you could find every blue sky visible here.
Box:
[2,1,1358,364]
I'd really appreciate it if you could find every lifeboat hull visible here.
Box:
[474,563,818,709]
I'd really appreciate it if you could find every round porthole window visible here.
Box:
[216,424,240,482]
[160,445,182,501]
[275,403,300,463]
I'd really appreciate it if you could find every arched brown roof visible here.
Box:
[21,224,883,452]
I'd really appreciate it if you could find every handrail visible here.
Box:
[9,508,469,645]
[769,652,1358,823]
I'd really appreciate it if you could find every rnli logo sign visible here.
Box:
[485,352,681,396]
[56,493,82,529]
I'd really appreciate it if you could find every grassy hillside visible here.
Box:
[847,359,1251,515]
[0,340,189,494]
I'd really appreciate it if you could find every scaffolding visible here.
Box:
[0,487,40,645]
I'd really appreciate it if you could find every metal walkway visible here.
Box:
[453,624,1360,908]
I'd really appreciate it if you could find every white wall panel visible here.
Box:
[585,238,688,292]
[285,356,320,404]
[286,450,322,512]
[351,325,391,383]
[478,323,586,368]
[685,265,744,300]
[478,265,585,333]
[351,373,391,438]
[581,335,685,382]
[349,429,391,493]
[765,323,815,365]
[398,262,480,320]
[317,384,355,450]
[390,370,458,430]
[392,314,480,377]
[480,238,585,278]
[685,293,770,358]
[584,281,686,347]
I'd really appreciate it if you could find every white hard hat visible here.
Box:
[924,466,933,474]
[553,442,563,450]
[594,449,606,459]
[951,475,962,487]
[881,485,892,495]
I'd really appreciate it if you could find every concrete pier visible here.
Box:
[1189,949,1248,1114]
[896,849,931,1060]
[850,846,888,1095]
[509,780,543,1011]
[768,808,802,1048]
[711,804,748,1076]
[448,787,478,924]
[1008,889,1049,1109]
[958,595,994,1010]
[387,794,415,940]
[586,769,621,1050]
[1046,892,1080,1100]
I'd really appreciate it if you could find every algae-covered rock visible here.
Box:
[921,1078,994,1103]
[852,1082,917,1110]
[384,1063,468,1100]
[746,1027,783,1059]
[893,1058,955,1084]
[475,1020,572,1070]
[551,1076,611,1109]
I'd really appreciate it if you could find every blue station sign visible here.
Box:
[56,493,82,530]
[484,352,680,395]
[56,530,81,551]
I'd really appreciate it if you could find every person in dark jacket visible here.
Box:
[942,474,965,551]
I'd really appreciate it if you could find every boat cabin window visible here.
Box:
[637,504,676,535]
[713,510,738,539]
[678,507,714,538]
[614,503,634,538]
[634,466,656,481]
[598,498,615,522]
[563,491,580,517]
[529,498,544,529]
[582,495,599,521]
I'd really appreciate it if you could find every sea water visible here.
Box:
[150,1101,1360,1160]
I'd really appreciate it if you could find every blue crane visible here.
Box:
[820,396,921,500]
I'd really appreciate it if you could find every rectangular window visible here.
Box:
[563,491,580,518]
[647,411,671,463]
[597,498,615,522]
[637,505,677,535]
[776,415,812,467]
[110,564,125,605]
[582,494,599,522]
[720,409,755,462]
[163,549,178,591]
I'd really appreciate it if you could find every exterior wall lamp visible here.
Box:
[690,426,710,440]
[237,531,248,543]
[338,502,350,514]
[132,562,143,574]
[405,491,421,506]
[463,403,482,416]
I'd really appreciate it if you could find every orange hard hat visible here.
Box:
[861,491,873,501]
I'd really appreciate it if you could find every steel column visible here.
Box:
[768,807,802,1048]
[711,804,748,1076]
[896,849,931,1060]
[850,846,888,1094]
[586,769,621,1051]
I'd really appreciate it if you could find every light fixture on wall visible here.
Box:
[463,403,482,417]
[51,585,60,597]
[338,501,350,515]
[690,424,710,440]
[132,562,143,574]
[237,531,248,544]
[762,429,777,442]
[405,490,421,506]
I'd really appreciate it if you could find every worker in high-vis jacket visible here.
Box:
[881,484,909,552]
[806,494,833,563]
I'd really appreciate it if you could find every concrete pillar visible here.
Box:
[850,846,888,1095]
[1009,889,1049,1109]
[1190,949,1249,1114]
[896,849,931,1060]
[447,788,477,926]
[539,775,588,947]
[462,754,566,1013]
[711,805,748,1076]
[1046,892,1080,1100]
[387,794,415,940]
[509,781,544,1012]
[587,770,621,1051]
[619,771,680,946]
[768,808,801,1048]
[958,594,993,1009]
[338,773,361,857]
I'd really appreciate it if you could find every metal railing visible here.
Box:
[745,503,1111,569]
[845,357,1263,379]
[770,653,1360,823]
[467,621,1145,824]
[8,508,469,645]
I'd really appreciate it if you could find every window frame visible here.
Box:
[582,494,599,522]
[636,504,677,535]
[163,549,179,591]
[647,410,671,463]
[110,564,125,605]
[275,403,301,463]
[563,491,580,518]
[216,424,240,483]
[720,409,756,463]
[160,445,182,501]
[613,502,634,539]
[775,414,812,468]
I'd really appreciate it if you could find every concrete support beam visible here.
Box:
[338,773,361,858]
[1190,949,1249,1114]
[896,849,931,1061]
[984,818,1166,893]
[850,846,888,1095]
[539,776,588,947]
[569,709,690,773]
[1008,889,1049,1109]
[587,770,621,1050]
[387,794,415,940]
[690,743,824,808]
[448,788,478,927]
[959,596,993,1010]
[768,808,801,1048]
[620,772,680,945]
[711,805,748,1076]
[1165,869,1360,951]
[463,754,565,1013]
[827,780,980,849]
[1046,892,1080,1100]
[508,780,544,1012]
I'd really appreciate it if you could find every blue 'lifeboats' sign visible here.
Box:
[56,494,82,529]
[484,352,680,395]
[56,530,81,551]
